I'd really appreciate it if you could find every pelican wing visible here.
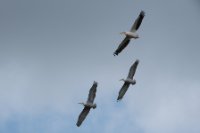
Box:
[87,81,97,104]
[130,10,145,32]
[114,37,130,56]
[76,107,90,127]
[117,82,130,101]
[127,60,139,79]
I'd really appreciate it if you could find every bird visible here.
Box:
[117,60,139,101]
[113,11,145,56]
[76,81,98,127]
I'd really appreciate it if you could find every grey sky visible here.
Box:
[0,0,200,133]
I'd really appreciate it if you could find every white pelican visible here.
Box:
[76,81,98,127]
[117,60,139,101]
[114,11,145,56]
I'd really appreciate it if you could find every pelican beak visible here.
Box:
[78,103,85,106]
[119,79,123,81]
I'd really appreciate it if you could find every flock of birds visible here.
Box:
[76,10,145,127]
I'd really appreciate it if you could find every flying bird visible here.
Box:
[76,81,98,127]
[117,60,139,101]
[114,11,145,56]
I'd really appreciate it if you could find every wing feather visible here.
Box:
[117,82,130,101]
[130,11,145,32]
[127,60,139,79]
[87,81,97,104]
[114,37,130,56]
[76,107,90,127]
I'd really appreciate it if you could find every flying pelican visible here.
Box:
[113,11,145,56]
[117,60,139,101]
[76,81,98,127]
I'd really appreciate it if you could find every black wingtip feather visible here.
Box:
[135,59,139,64]
[117,98,122,101]
[76,123,80,127]
[140,10,145,16]
[113,51,119,56]
[93,81,98,85]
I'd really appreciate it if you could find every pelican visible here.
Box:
[114,11,145,56]
[76,81,98,127]
[117,60,139,101]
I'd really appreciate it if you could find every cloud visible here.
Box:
[125,77,200,133]
[0,0,200,132]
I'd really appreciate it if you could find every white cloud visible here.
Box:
[125,77,200,133]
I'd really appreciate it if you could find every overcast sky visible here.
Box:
[0,0,200,133]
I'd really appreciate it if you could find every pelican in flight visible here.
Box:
[114,11,145,56]
[76,81,98,127]
[117,60,139,101]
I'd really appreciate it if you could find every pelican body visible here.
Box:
[76,81,98,127]
[117,60,139,101]
[120,78,136,85]
[120,32,139,39]
[114,11,145,56]
[79,102,97,109]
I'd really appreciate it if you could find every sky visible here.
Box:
[0,0,200,133]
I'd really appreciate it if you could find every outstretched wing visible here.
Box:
[76,107,90,127]
[114,37,130,56]
[117,82,130,101]
[87,81,97,104]
[127,59,139,79]
[130,10,145,32]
